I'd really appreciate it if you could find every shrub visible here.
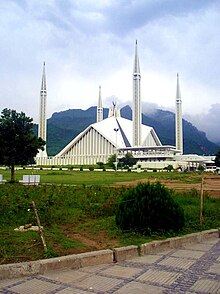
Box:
[115,182,185,234]
[80,166,83,171]
[89,166,94,171]
[197,165,205,172]
[164,165,173,172]
[97,162,104,169]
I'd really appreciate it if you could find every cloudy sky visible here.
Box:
[0,0,220,143]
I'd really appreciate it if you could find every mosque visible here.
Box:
[36,42,215,170]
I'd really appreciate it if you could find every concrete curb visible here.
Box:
[0,229,219,280]
[0,249,113,280]
[113,245,139,262]
[140,229,219,255]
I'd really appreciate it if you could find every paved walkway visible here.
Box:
[0,238,220,293]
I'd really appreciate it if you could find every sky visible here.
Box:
[0,0,220,144]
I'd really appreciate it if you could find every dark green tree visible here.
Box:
[116,182,185,234]
[107,154,116,169]
[0,108,45,182]
[164,165,174,172]
[215,149,220,167]
[120,152,138,167]
[197,164,205,172]
[96,161,104,169]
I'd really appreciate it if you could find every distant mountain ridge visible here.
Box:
[42,106,219,156]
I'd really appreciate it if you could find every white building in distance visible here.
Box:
[35,43,215,170]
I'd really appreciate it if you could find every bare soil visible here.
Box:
[115,175,220,198]
[56,225,120,256]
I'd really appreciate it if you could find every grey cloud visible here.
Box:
[186,104,220,144]
[0,0,220,126]
[102,0,215,36]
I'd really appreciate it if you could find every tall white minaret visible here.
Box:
[38,62,47,157]
[132,40,142,147]
[175,73,183,154]
[97,85,103,122]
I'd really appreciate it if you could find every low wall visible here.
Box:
[0,229,219,280]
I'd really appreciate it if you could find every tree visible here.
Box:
[197,164,205,172]
[0,109,45,182]
[96,161,104,169]
[107,154,116,169]
[120,152,138,167]
[215,149,220,167]
[164,165,174,172]
[116,182,185,234]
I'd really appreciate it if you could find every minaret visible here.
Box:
[175,73,183,154]
[38,62,47,157]
[132,40,142,146]
[97,85,103,122]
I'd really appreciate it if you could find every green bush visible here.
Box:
[115,182,185,234]
[89,166,94,171]
[97,162,104,169]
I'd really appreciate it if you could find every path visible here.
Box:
[0,238,220,293]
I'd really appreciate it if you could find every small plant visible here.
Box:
[198,165,205,172]
[97,162,104,169]
[80,166,83,171]
[115,182,185,234]
[164,165,173,172]
[89,166,94,171]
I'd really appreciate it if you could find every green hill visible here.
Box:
[35,106,219,156]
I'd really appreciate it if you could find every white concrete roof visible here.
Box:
[56,116,161,157]
[91,116,161,148]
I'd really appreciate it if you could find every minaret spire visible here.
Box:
[38,62,47,157]
[132,40,142,146]
[175,73,183,154]
[97,85,103,122]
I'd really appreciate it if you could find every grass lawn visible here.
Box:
[0,168,203,185]
[0,179,219,265]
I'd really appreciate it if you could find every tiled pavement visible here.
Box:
[0,238,219,294]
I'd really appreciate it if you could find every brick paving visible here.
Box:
[0,238,219,294]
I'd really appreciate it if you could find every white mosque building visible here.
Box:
[36,42,215,170]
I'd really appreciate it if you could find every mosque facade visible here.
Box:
[35,42,215,170]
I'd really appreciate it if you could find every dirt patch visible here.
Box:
[70,232,119,250]
[60,225,119,255]
[115,176,220,198]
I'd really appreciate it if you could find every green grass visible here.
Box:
[0,182,220,265]
[0,168,203,185]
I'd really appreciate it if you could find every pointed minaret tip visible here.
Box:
[133,40,140,74]
[136,39,137,45]
[97,85,103,122]
[43,61,45,66]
